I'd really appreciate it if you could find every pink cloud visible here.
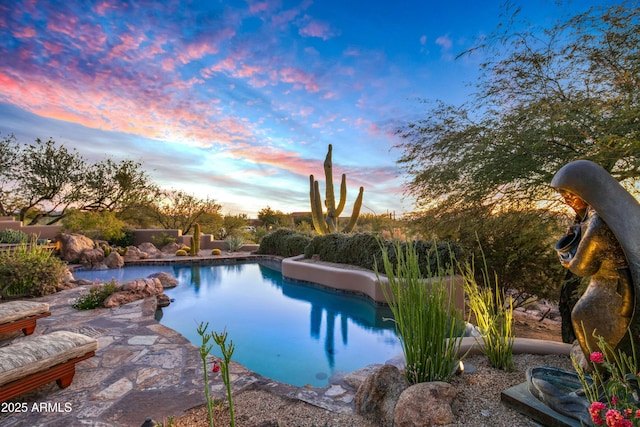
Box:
[13,26,36,38]
[0,68,254,150]
[435,34,452,50]
[298,19,337,40]
[279,67,319,92]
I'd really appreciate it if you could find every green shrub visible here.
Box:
[175,249,188,256]
[62,210,126,242]
[304,233,464,275]
[0,237,67,298]
[109,229,135,247]
[412,206,564,301]
[377,239,463,384]
[257,229,294,255]
[0,229,30,244]
[73,281,119,310]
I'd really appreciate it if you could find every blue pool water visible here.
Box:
[73,261,402,387]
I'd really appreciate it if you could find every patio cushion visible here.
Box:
[0,301,49,324]
[0,331,98,386]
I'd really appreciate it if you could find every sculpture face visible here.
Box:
[559,190,588,217]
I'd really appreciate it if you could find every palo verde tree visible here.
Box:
[149,189,223,235]
[396,2,640,212]
[0,134,157,225]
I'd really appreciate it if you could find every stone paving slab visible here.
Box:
[0,284,361,426]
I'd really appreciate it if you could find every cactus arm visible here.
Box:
[310,176,329,234]
[335,173,347,217]
[342,187,364,233]
[324,144,336,216]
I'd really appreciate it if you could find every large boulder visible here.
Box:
[103,278,165,308]
[123,246,147,262]
[138,242,163,259]
[355,364,409,427]
[78,247,105,269]
[393,381,457,427]
[104,251,125,269]
[161,242,183,255]
[148,272,178,289]
[56,233,95,263]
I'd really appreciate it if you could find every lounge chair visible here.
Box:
[0,330,98,402]
[0,301,51,336]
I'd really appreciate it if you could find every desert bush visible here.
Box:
[411,206,565,301]
[72,281,119,310]
[62,210,126,242]
[109,228,135,247]
[0,229,30,244]
[225,235,244,252]
[0,237,67,298]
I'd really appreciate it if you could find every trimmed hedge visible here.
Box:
[258,229,464,277]
[256,229,312,257]
[304,233,464,277]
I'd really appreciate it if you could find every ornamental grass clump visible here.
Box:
[573,329,640,427]
[460,254,515,371]
[376,239,463,384]
[0,235,67,298]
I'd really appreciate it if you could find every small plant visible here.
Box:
[197,322,236,427]
[376,239,463,384]
[211,248,222,255]
[72,281,119,310]
[0,229,29,244]
[574,329,640,427]
[175,249,187,256]
[460,253,515,371]
[225,235,244,252]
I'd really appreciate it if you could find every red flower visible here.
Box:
[605,409,627,427]
[212,360,220,373]
[611,395,618,405]
[635,409,640,419]
[590,402,607,425]
[590,351,605,364]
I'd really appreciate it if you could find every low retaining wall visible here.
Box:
[281,255,465,312]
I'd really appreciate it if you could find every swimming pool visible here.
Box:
[73,260,402,387]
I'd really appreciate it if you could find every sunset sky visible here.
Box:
[0,0,617,217]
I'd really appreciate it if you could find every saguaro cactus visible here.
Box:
[190,223,201,256]
[309,144,364,234]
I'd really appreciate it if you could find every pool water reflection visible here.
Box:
[73,261,401,387]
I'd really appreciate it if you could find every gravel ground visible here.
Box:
[173,352,573,427]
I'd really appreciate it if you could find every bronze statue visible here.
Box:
[551,160,640,358]
[523,160,640,423]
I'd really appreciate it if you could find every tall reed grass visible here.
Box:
[376,239,463,384]
[460,255,515,371]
